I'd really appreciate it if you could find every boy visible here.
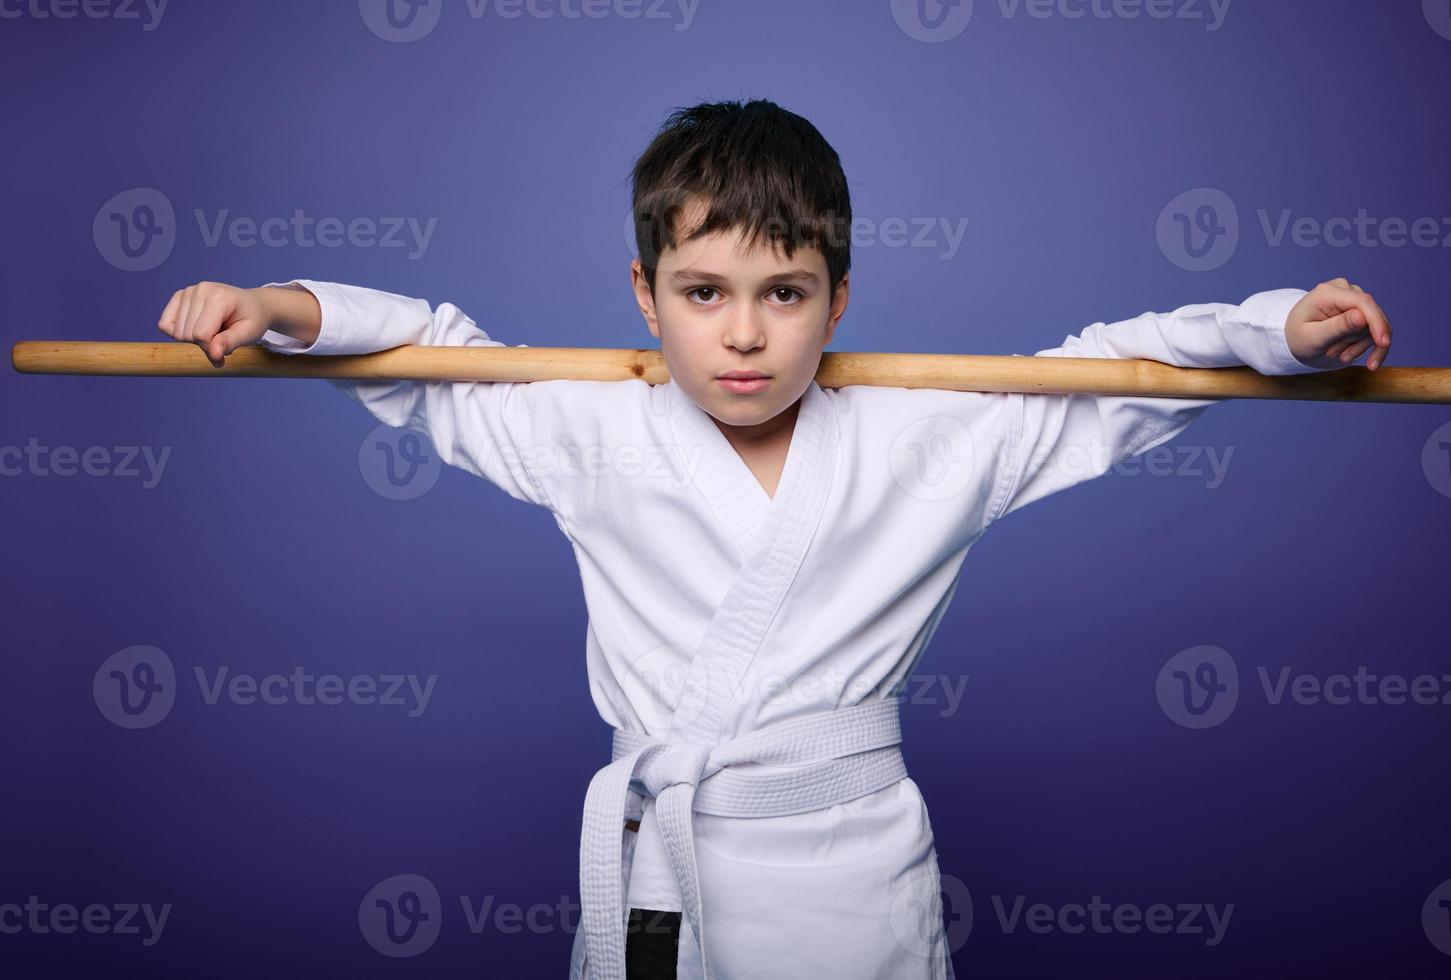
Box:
[156,99,1391,980]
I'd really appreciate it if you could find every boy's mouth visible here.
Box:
[717,370,771,394]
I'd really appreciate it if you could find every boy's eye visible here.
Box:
[685,286,803,305]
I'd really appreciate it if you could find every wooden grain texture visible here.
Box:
[12,340,1450,403]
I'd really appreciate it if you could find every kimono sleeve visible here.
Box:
[987,287,1336,524]
[254,278,559,511]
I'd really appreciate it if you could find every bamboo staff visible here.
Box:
[11,340,1451,404]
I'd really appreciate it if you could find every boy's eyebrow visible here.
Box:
[668,266,821,286]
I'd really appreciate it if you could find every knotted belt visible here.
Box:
[571,696,909,980]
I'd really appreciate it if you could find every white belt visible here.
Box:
[572,696,909,980]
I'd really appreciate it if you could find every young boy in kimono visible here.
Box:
[156,99,1392,980]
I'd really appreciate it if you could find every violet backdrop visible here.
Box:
[3,0,1449,976]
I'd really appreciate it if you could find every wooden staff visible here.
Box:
[11,340,1451,404]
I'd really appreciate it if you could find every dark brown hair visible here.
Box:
[628,98,852,304]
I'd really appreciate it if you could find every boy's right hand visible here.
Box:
[157,281,273,369]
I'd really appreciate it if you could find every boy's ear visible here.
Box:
[630,259,661,340]
[824,273,850,347]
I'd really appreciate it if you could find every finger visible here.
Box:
[1325,297,1394,362]
[1325,332,1365,358]
[183,294,210,340]
[194,291,240,366]
[1316,306,1369,342]
[205,327,237,366]
[199,339,223,368]
[1354,290,1391,348]
[1320,283,1392,348]
[158,289,183,336]
[1339,337,1374,363]
[1369,342,1390,371]
[174,290,196,341]
[190,294,228,347]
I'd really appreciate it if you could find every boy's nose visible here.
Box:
[723,316,766,352]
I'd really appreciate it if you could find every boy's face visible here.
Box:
[631,197,849,431]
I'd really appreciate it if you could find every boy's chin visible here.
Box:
[697,384,803,429]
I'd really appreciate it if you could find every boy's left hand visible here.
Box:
[1284,277,1394,371]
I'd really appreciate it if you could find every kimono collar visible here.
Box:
[664,377,836,556]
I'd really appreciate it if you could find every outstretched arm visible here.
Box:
[157,278,562,511]
[988,278,1393,525]
[254,278,562,510]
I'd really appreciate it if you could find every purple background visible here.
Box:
[4,0,1449,976]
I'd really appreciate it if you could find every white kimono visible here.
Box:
[258,279,1330,980]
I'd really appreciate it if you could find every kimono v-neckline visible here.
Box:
[665,379,830,558]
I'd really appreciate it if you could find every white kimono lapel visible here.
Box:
[664,379,772,555]
[664,379,839,746]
